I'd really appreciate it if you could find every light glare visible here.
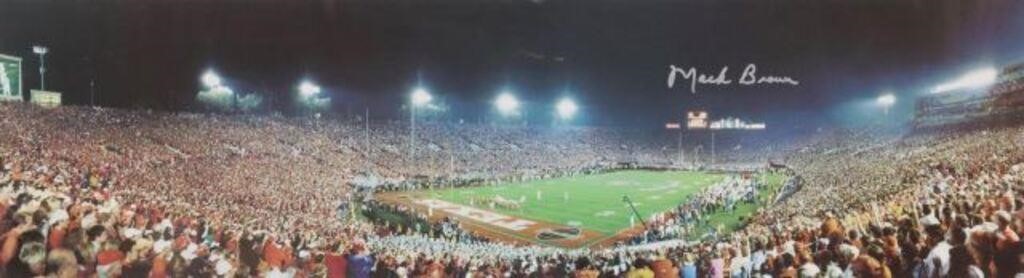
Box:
[411,87,432,106]
[201,71,222,88]
[495,93,519,115]
[877,93,895,106]
[931,67,998,94]
[556,98,577,119]
[299,81,321,96]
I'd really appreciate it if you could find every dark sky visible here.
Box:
[2,0,1023,128]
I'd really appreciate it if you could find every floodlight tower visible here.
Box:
[409,86,432,158]
[32,46,48,90]
[297,80,324,115]
[202,70,238,110]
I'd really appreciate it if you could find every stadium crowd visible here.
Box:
[2,102,1024,277]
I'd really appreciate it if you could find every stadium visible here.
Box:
[2,1,1024,278]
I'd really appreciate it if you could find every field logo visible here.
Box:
[536,227,582,241]
[415,199,537,231]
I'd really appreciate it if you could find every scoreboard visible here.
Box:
[687,111,708,129]
[0,54,22,102]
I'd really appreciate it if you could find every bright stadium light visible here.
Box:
[201,71,222,88]
[32,45,49,90]
[931,67,998,94]
[495,92,519,115]
[298,81,321,96]
[411,87,432,107]
[877,93,895,115]
[556,98,578,120]
[877,93,895,106]
[32,46,48,55]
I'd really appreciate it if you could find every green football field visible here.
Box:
[423,170,786,237]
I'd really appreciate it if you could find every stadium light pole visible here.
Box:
[679,130,684,167]
[710,131,716,166]
[32,46,48,91]
[877,93,896,116]
[410,87,432,158]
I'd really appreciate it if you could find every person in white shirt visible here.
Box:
[729,247,750,278]
[920,224,952,278]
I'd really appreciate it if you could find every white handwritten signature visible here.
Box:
[667,64,799,93]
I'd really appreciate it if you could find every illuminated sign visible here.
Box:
[709,117,766,130]
[30,90,61,108]
[0,54,21,102]
[687,111,708,129]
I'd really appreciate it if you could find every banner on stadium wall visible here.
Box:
[30,90,61,108]
[0,54,22,102]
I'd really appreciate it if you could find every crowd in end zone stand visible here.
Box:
[2,102,1024,277]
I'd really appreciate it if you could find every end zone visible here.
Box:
[376,193,606,248]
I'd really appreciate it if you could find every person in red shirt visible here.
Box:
[47,222,66,250]
[96,241,126,277]
[323,242,348,278]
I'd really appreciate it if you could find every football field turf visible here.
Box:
[426,170,727,235]
[377,169,788,247]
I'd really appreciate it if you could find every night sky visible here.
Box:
[2,0,1023,128]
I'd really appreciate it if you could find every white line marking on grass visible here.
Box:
[595,210,616,217]
[638,185,678,192]
[609,180,629,186]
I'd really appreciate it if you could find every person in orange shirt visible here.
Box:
[263,236,290,270]
[995,211,1020,251]
[149,251,170,278]
[0,223,35,267]
[424,258,446,278]
[572,257,600,278]
[651,255,679,278]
